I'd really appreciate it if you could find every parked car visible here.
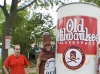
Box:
[29,47,42,63]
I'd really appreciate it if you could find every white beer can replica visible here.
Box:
[56,2,100,74]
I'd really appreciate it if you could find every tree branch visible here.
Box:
[4,0,6,7]
[0,1,9,19]
[17,0,37,12]
[10,0,18,14]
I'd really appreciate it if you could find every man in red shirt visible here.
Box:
[3,44,30,74]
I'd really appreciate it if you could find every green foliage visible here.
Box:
[0,9,5,42]
[11,9,55,56]
[0,0,64,73]
[18,0,65,10]
[0,9,5,23]
[30,12,55,45]
[84,0,100,6]
[84,0,93,2]
[0,0,62,58]
[11,9,31,55]
[92,0,100,6]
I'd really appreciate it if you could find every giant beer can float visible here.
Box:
[56,2,100,74]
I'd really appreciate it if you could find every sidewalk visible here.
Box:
[29,67,36,73]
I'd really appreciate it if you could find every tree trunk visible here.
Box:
[2,13,17,74]
[2,21,11,74]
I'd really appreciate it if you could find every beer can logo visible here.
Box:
[57,16,98,71]
[63,46,85,70]
[57,16,98,54]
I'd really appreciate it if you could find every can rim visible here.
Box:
[56,2,99,12]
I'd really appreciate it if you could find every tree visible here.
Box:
[11,9,30,56]
[0,0,64,73]
[11,10,55,56]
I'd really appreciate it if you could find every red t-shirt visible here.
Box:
[3,54,29,74]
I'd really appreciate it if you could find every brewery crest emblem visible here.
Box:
[63,46,85,70]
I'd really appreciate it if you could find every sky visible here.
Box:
[52,0,79,25]
[0,0,12,5]
[0,0,79,56]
